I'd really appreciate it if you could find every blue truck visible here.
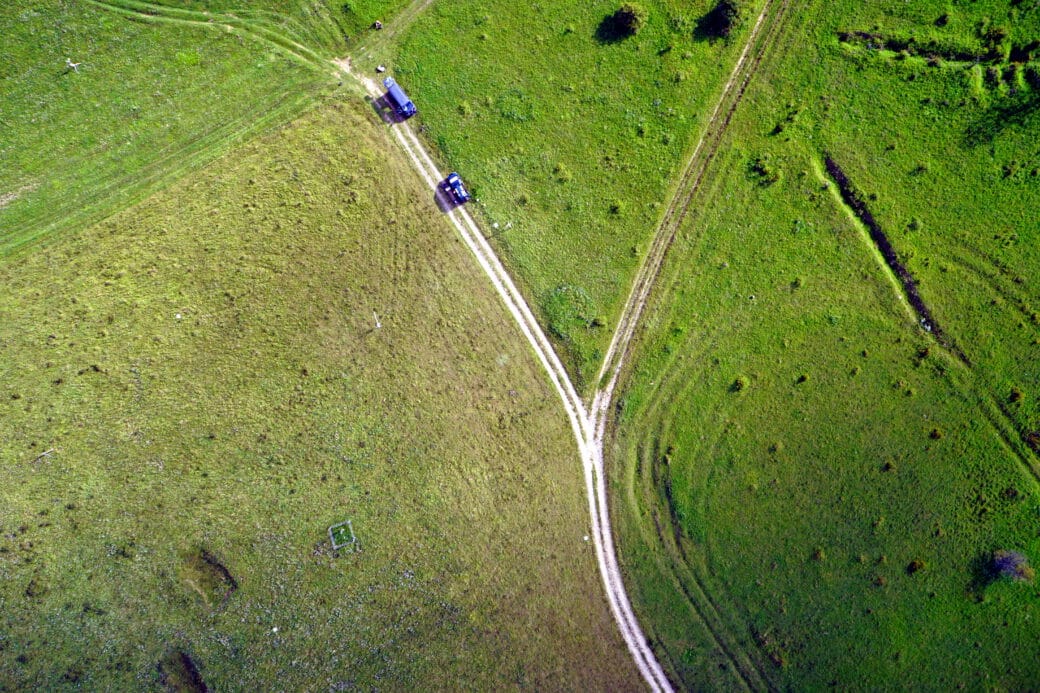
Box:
[382,77,416,119]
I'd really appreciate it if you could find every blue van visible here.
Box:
[382,77,417,119]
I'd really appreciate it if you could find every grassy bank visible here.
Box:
[612,0,1040,688]
[0,99,639,690]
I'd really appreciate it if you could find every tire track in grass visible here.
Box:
[232,8,334,53]
[636,418,773,681]
[87,0,334,73]
[948,369,1040,485]
[949,248,1040,330]
[594,0,793,396]
[289,0,348,52]
[350,0,436,67]
[589,0,795,688]
[2,89,316,257]
[86,0,793,684]
[626,319,778,689]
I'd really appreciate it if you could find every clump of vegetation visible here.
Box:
[1027,431,1040,453]
[543,285,597,340]
[749,154,781,186]
[980,23,1011,62]
[597,4,648,42]
[992,550,1035,582]
[731,375,750,392]
[696,0,742,42]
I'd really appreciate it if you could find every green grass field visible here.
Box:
[383,0,764,389]
[0,98,639,689]
[611,0,1040,688]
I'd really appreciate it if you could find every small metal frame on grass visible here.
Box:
[328,520,357,552]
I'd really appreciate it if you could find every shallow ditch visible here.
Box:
[823,156,968,364]
[838,30,1040,67]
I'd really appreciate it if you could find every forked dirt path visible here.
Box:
[339,0,787,687]
[344,64,669,691]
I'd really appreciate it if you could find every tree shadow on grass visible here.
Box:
[694,1,738,42]
[964,90,1040,146]
[967,551,996,601]
[595,14,631,44]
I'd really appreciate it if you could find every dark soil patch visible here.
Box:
[823,156,968,365]
[158,649,208,693]
[178,548,237,611]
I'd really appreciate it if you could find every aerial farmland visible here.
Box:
[1,0,1037,690]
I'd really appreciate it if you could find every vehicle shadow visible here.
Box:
[434,185,459,213]
[366,94,405,124]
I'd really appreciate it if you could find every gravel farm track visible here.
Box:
[80,0,795,688]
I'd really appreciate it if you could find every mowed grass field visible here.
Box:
[0,98,641,690]
[382,0,765,389]
[0,0,411,256]
[611,0,1040,689]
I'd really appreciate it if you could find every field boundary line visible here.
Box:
[86,0,334,73]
